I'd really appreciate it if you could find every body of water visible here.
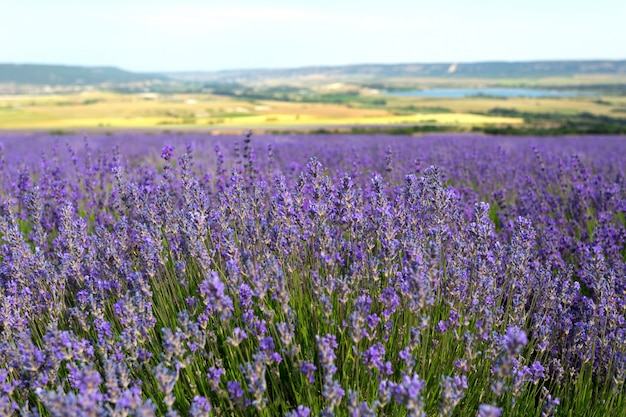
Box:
[385,88,593,98]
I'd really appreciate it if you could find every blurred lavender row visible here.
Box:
[0,132,624,416]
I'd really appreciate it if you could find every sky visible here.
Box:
[2,0,625,73]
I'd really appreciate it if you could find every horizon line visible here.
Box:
[2,58,626,74]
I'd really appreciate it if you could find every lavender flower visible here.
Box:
[284,405,311,417]
[300,361,317,384]
[206,366,225,392]
[362,343,392,377]
[227,380,246,409]
[316,334,344,414]
[241,353,267,410]
[346,390,376,417]
[161,145,175,161]
[477,404,502,417]
[393,373,426,417]
[439,374,468,417]
[199,271,234,321]
[227,327,248,347]
[189,396,212,417]
[541,387,560,417]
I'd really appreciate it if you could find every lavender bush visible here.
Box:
[0,132,624,416]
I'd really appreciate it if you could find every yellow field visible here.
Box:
[1,88,623,130]
[0,113,522,129]
[0,91,524,129]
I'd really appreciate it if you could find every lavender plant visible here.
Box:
[0,131,624,416]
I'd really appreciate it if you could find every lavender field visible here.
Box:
[0,132,624,417]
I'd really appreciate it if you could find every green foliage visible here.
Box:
[477,108,626,135]
[48,129,75,136]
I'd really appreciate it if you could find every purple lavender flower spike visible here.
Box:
[477,404,502,417]
[161,145,175,161]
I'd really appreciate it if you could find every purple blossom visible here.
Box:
[393,373,426,417]
[285,405,311,417]
[300,361,317,384]
[227,327,248,347]
[399,347,415,370]
[316,334,344,412]
[347,390,376,417]
[161,145,175,161]
[206,366,224,391]
[477,404,502,417]
[242,354,267,410]
[541,388,560,417]
[189,396,212,417]
[227,380,245,408]
[366,314,380,330]
[362,343,392,376]
[316,334,339,377]
[528,361,546,383]
[439,374,468,417]
[199,271,234,321]
[379,286,399,320]
[504,326,528,355]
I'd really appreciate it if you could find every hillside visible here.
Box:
[3,61,625,87]
[0,64,166,85]
[168,60,626,82]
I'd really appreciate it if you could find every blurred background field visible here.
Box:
[1,62,626,135]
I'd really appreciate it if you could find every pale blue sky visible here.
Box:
[2,0,625,72]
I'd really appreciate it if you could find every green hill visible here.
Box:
[3,60,625,88]
[0,64,166,85]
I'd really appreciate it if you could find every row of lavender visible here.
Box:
[0,132,624,416]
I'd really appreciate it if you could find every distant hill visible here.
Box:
[3,61,625,87]
[168,60,626,82]
[0,64,167,85]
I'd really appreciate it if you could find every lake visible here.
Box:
[385,88,593,98]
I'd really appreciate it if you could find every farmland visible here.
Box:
[0,132,624,416]
[0,90,524,130]
[2,89,626,133]
[2,68,626,134]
